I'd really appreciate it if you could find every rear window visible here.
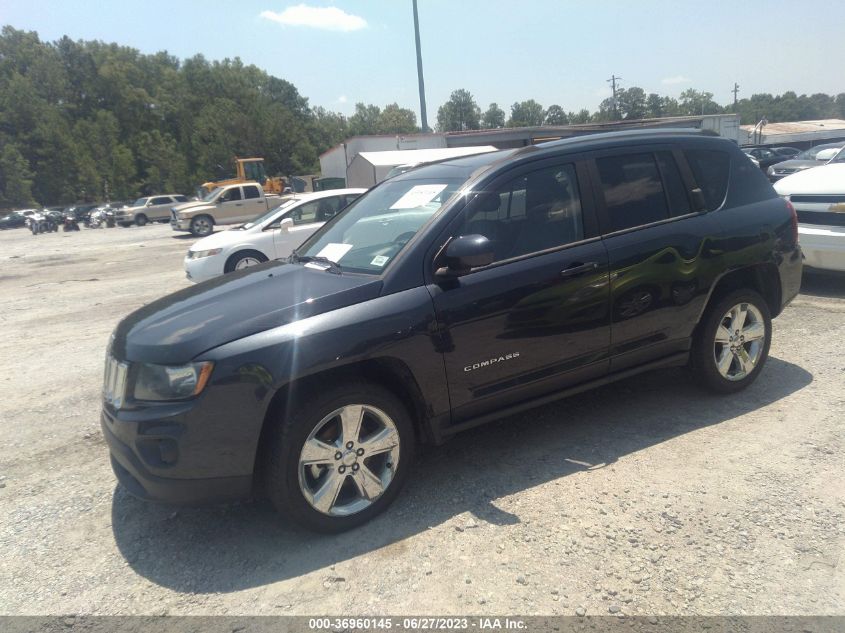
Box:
[684,149,729,211]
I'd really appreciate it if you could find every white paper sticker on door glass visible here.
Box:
[389,184,448,210]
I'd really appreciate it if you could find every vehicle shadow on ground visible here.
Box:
[800,271,845,299]
[111,356,811,593]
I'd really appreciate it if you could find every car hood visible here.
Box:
[173,200,214,214]
[774,163,845,195]
[112,261,383,364]
[187,226,254,251]
[770,159,822,171]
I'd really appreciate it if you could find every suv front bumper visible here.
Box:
[101,404,253,505]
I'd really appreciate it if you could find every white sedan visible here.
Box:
[774,156,845,272]
[184,188,365,282]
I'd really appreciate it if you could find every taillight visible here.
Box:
[785,198,798,244]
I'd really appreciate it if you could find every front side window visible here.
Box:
[220,188,242,202]
[290,200,321,225]
[298,176,466,274]
[456,163,584,262]
[597,153,669,231]
[173,195,188,202]
[132,197,149,207]
[150,197,171,205]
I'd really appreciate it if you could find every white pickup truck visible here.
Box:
[171,181,283,236]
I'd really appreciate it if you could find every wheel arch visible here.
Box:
[698,262,782,327]
[252,357,436,483]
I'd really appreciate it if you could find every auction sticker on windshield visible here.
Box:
[389,184,447,209]
[316,243,354,261]
[370,255,389,267]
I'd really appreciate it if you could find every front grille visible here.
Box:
[797,210,845,227]
[103,355,129,409]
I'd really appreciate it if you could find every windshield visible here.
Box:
[297,176,466,274]
[242,198,298,229]
[202,187,223,202]
[796,145,843,160]
[828,147,845,163]
[132,197,148,206]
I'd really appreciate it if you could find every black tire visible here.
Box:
[691,289,772,394]
[135,214,148,227]
[224,250,268,273]
[263,381,415,533]
[190,215,214,237]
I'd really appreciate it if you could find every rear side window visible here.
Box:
[684,149,729,211]
[596,153,669,232]
[656,152,691,217]
[243,185,261,200]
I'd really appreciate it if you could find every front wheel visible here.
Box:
[263,382,415,533]
[135,214,148,227]
[691,289,772,393]
[224,250,268,273]
[190,215,214,237]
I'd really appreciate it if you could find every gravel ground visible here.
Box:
[0,224,843,617]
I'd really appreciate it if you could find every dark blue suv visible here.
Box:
[102,129,802,532]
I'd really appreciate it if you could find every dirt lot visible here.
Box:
[0,223,843,617]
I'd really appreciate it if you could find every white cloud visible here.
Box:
[260,4,367,32]
[338,95,348,104]
[661,75,691,85]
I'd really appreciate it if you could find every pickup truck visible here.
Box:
[171,182,282,236]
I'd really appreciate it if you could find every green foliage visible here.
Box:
[507,100,545,127]
[481,103,505,128]
[436,89,481,132]
[0,143,35,207]
[544,105,568,126]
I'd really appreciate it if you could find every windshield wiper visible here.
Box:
[290,253,342,274]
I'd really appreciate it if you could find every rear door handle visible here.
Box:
[560,261,599,278]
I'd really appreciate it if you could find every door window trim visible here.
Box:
[426,154,601,282]
[586,144,709,238]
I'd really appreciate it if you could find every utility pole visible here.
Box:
[732,82,740,110]
[412,0,429,132]
[607,74,622,119]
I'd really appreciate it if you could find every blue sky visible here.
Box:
[3,0,844,122]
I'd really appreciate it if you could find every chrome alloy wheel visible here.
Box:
[298,404,401,516]
[713,302,766,381]
[234,256,262,270]
[192,217,212,235]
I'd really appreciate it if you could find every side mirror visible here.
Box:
[436,234,494,278]
[146,201,153,207]
[278,217,294,232]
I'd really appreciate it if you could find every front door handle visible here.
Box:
[560,261,599,278]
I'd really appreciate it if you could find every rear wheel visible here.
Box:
[135,214,148,227]
[263,382,415,533]
[691,289,771,393]
[224,250,268,273]
[190,215,214,237]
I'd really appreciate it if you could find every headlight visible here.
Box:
[133,362,214,401]
[188,248,222,259]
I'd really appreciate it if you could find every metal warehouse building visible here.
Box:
[320,114,741,188]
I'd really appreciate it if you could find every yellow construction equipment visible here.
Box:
[198,158,286,198]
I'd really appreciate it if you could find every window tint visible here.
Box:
[220,188,242,202]
[243,185,261,200]
[684,149,730,211]
[656,152,691,217]
[596,153,669,231]
[150,197,171,205]
[173,195,188,202]
[459,163,584,262]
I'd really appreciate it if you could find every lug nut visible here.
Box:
[386,462,392,469]
[334,451,342,460]
[356,448,364,456]
[352,463,359,471]
[338,466,346,474]
[346,441,354,449]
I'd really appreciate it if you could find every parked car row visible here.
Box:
[743,143,845,183]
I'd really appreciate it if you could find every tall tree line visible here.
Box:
[3,26,845,209]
